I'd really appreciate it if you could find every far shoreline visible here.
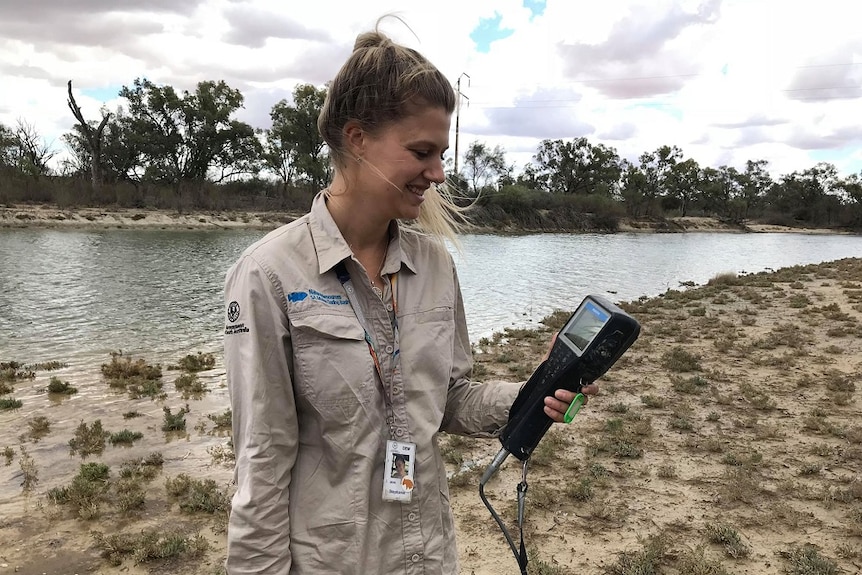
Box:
[0,203,855,236]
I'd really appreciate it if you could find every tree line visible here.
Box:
[1,78,860,230]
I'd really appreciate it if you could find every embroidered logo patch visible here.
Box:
[227,301,241,323]
[288,292,308,302]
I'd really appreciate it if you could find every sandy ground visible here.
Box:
[0,204,298,230]
[1,204,851,235]
[1,246,861,571]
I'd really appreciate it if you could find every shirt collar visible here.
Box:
[308,191,418,276]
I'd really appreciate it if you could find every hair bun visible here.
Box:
[353,31,390,52]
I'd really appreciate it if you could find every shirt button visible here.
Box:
[408,512,417,521]
[385,345,394,354]
[411,553,421,563]
[395,428,404,438]
[386,303,393,312]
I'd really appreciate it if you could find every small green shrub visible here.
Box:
[109,429,144,446]
[705,523,749,558]
[162,405,190,432]
[165,474,230,515]
[101,351,163,398]
[92,529,209,566]
[0,397,23,410]
[69,420,110,457]
[206,409,232,431]
[47,376,78,395]
[19,446,38,491]
[172,352,216,373]
[662,347,702,372]
[27,416,51,441]
[782,544,840,575]
[174,373,208,397]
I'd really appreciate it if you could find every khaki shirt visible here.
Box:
[224,193,520,574]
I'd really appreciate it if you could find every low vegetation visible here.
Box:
[4,259,862,573]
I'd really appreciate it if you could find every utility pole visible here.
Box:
[454,72,470,175]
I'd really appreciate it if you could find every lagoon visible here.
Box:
[1,228,860,382]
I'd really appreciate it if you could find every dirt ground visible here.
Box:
[2,258,861,574]
[2,204,851,236]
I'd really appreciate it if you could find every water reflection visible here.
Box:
[2,227,861,377]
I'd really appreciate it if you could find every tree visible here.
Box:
[117,78,259,189]
[462,141,507,194]
[66,80,111,189]
[699,165,742,219]
[266,84,329,193]
[665,157,701,216]
[0,123,16,170]
[12,119,56,178]
[766,162,840,226]
[530,138,622,196]
[620,160,650,217]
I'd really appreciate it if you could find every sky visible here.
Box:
[1,0,860,180]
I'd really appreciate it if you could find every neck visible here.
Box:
[326,173,391,251]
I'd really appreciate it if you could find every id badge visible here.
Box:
[382,440,416,503]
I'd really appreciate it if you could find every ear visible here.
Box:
[343,120,365,159]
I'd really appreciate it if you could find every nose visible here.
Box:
[425,157,445,185]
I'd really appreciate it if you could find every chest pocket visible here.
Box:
[290,312,375,409]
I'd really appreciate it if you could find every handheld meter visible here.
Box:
[480,294,640,575]
[500,294,641,460]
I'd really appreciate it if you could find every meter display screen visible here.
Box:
[562,300,611,352]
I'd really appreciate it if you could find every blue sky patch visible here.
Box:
[523,0,546,20]
[470,12,515,53]
[629,100,684,121]
[80,86,122,102]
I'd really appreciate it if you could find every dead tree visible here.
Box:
[67,80,111,189]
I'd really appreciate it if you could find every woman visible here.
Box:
[223,22,594,575]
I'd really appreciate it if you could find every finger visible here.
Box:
[544,395,571,414]
[543,404,565,423]
[581,383,600,396]
[553,388,577,404]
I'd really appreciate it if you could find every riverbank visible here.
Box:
[1,258,860,574]
[0,203,852,234]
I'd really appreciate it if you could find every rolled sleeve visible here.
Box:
[224,254,298,575]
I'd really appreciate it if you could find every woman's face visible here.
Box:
[356,105,451,221]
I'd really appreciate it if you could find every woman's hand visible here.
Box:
[539,333,599,423]
[543,383,599,422]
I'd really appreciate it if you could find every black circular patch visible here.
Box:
[227,301,241,323]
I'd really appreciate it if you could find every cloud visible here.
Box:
[470,88,594,139]
[786,125,862,151]
[597,122,637,140]
[557,0,722,98]
[222,6,332,48]
[0,1,190,48]
[714,114,788,129]
[785,59,862,103]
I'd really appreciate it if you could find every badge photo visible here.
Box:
[382,440,416,503]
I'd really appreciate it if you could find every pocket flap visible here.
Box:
[291,312,364,340]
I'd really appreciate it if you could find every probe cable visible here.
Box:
[479,448,531,574]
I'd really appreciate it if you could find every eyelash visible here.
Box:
[412,150,445,161]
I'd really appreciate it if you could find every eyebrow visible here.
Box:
[408,140,449,152]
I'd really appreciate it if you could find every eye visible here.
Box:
[411,149,430,159]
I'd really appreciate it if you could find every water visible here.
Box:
[1,228,861,378]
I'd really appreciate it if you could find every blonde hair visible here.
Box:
[318,18,470,246]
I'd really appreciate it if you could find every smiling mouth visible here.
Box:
[405,185,427,197]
